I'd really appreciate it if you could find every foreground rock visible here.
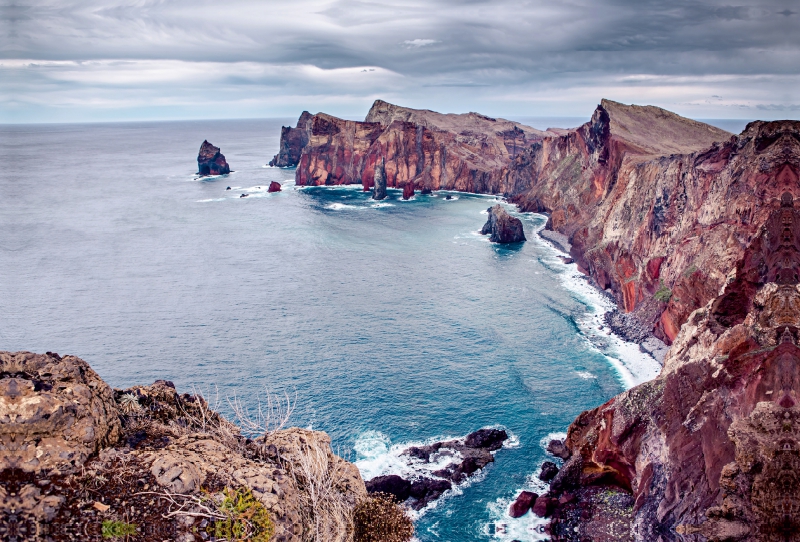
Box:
[197,140,230,176]
[269,111,312,167]
[544,193,800,541]
[365,428,508,510]
[0,351,369,542]
[509,490,538,518]
[268,181,282,193]
[481,204,526,243]
[402,181,414,200]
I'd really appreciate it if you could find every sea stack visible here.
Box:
[269,111,312,167]
[481,204,526,243]
[402,182,415,200]
[372,158,387,200]
[197,140,230,176]
[268,181,282,193]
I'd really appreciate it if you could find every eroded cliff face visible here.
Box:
[269,111,312,167]
[544,191,800,542]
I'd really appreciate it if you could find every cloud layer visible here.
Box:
[2,0,799,122]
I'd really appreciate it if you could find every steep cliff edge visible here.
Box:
[0,351,384,542]
[269,111,312,167]
[541,189,800,542]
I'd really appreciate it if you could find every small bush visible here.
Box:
[101,520,137,538]
[654,281,672,303]
[207,487,274,542]
[353,493,414,542]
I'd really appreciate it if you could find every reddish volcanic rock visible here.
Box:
[481,204,526,243]
[402,182,414,200]
[197,140,230,176]
[547,192,800,542]
[268,181,281,193]
[269,111,312,167]
[509,490,538,518]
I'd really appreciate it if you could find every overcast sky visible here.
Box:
[2,0,799,123]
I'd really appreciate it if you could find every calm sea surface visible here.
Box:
[1,119,659,541]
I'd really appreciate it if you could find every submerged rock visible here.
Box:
[481,204,526,243]
[268,181,282,193]
[372,158,387,200]
[197,140,230,176]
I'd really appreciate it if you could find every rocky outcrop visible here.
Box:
[268,181,282,193]
[372,158,387,200]
[509,490,538,518]
[269,111,312,167]
[402,181,414,200]
[0,351,369,541]
[480,204,526,243]
[197,140,230,176]
[364,428,508,510]
[543,192,800,542]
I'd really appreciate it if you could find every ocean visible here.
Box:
[1,119,661,541]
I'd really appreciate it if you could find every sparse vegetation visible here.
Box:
[353,493,414,542]
[206,487,274,542]
[654,281,672,303]
[118,393,142,414]
[101,519,137,538]
[683,264,698,277]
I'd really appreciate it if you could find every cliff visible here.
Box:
[0,351,401,542]
[543,189,800,542]
[197,140,230,176]
[290,100,550,193]
[269,111,312,167]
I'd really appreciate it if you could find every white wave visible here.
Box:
[539,432,568,453]
[195,198,226,203]
[371,202,395,208]
[527,216,662,388]
[485,492,550,541]
[575,370,597,379]
[354,428,516,518]
[326,203,363,210]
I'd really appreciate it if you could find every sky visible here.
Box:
[1,0,799,123]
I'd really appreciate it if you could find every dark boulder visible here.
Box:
[269,111,312,167]
[226,186,231,190]
[372,158,387,200]
[365,475,411,502]
[509,491,538,518]
[268,181,282,193]
[445,195,452,200]
[197,140,230,176]
[409,478,452,509]
[402,182,415,200]
[240,193,248,198]
[465,428,507,451]
[481,204,525,243]
[532,495,556,518]
[539,461,559,482]
[546,439,571,460]
[421,187,432,195]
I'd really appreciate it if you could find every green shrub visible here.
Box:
[353,493,414,542]
[101,520,137,538]
[654,282,672,303]
[207,487,274,542]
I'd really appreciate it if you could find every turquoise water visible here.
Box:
[1,119,658,541]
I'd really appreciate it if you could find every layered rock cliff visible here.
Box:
[269,112,312,167]
[543,188,800,542]
[0,351,380,542]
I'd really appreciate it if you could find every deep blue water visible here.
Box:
[1,119,658,541]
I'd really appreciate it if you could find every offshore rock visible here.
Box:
[197,140,230,176]
[0,351,367,542]
[402,181,414,200]
[269,111,312,167]
[547,192,800,542]
[268,181,281,193]
[481,204,526,243]
[509,490,538,518]
[372,158,387,200]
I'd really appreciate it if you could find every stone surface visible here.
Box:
[509,490,538,518]
[481,204,526,243]
[402,181,414,200]
[197,140,230,176]
[547,439,571,460]
[268,181,282,193]
[269,111,312,167]
[372,157,387,200]
[538,461,559,482]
